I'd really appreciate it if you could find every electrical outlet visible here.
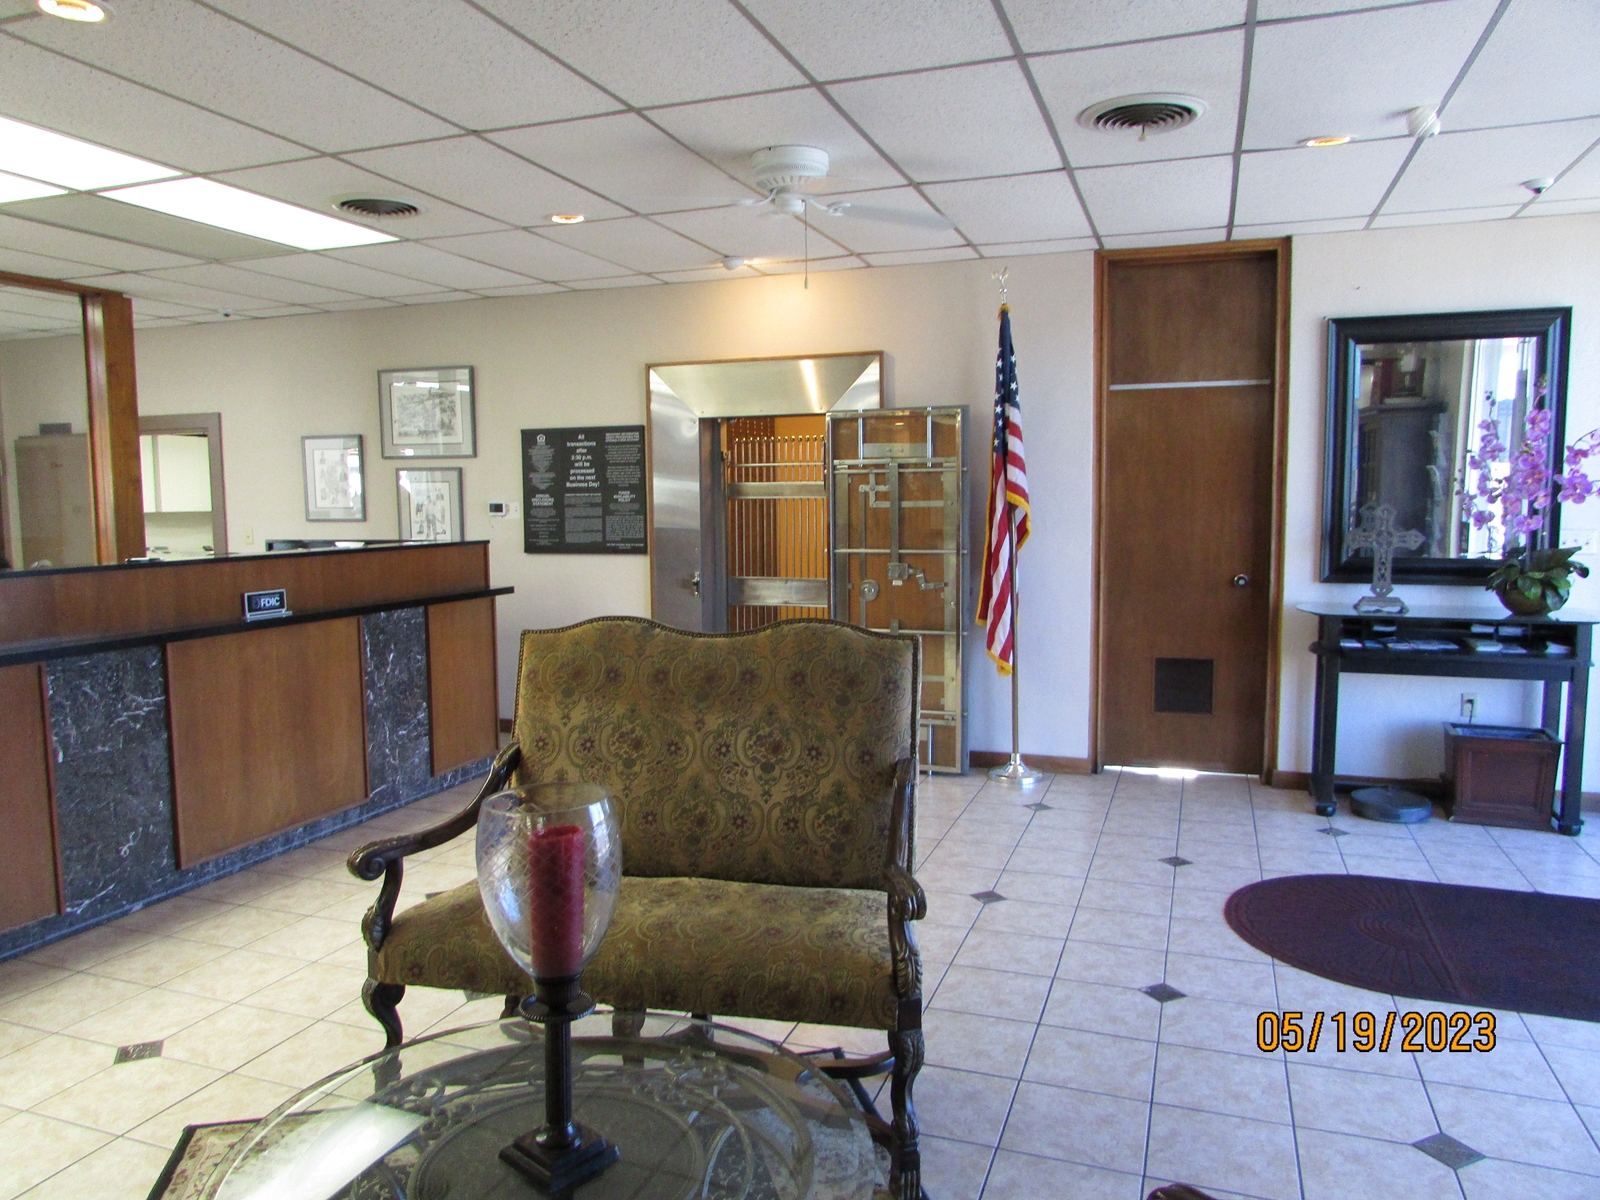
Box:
[243,527,254,545]
[1460,693,1477,722]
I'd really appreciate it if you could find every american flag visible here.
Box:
[977,304,1030,673]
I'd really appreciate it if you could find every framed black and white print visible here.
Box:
[379,366,475,459]
[396,467,463,543]
[302,435,365,521]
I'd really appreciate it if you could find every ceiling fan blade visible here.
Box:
[812,200,956,231]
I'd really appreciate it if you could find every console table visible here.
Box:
[1301,603,1596,835]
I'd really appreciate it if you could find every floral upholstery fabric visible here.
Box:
[511,618,919,890]
[372,875,900,1031]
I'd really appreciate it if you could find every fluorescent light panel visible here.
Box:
[0,170,66,204]
[104,178,397,250]
[0,115,176,190]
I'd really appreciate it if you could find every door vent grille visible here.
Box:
[1154,658,1214,714]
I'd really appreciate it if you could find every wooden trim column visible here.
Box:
[82,291,145,564]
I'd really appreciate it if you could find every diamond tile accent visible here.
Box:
[1318,826,1350,838]
[1023,802,1053,811]
[1412,1132,1485,1170]
[970,890,1007,904]
[1141,982,1186,1003]
[114,1040,163,1065]
[1159,855,1193,867]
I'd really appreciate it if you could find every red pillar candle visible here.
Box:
[528,824,586,978]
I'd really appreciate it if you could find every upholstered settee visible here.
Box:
[349,616,928,1198]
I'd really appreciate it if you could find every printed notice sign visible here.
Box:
[521,425,647,554]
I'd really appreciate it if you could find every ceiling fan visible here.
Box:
[737,145,956,231]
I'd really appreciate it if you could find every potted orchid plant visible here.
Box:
[1465,393,1600,615]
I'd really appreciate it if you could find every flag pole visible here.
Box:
[988,511,1041,788]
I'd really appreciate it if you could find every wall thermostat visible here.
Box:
[487,501,519,519]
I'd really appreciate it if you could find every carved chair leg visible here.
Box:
[611,1009,646,1039]
[888,1027,924,1200]
[501,995,524,1020]
[363,979,406,1049]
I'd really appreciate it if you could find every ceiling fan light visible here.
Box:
[37,0,110,21]
[549,213,585,224]
[721,256,746,271]
[1302,135,1352,147]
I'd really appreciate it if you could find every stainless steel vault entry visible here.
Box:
[828,407,969,774]
[647,352,881,632]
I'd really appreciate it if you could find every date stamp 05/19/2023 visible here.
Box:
[1255,1010,1498,1054]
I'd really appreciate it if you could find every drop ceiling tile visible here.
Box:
[1385,120,1600,213]
[976,236,1098,256]
[1231,217,1369,238]
[1370,205,1519,229]
[829,62,1060,181]
[653,265,763,283]
[1076,155,1234,235]
[1245,0,1501,148]
[0,38,305,173]
[0,289,83,321]
[147,263,363,306]
[561,275,663,290]
[473,0,805,107]
[323,242,536,290]
[237,253,462,299]
[652,206,851,261]
[921,172,1093,243]
[862,246,979,266]
[212,158,508,240]
[1004,0,1246,53]
[474,283,570,296]
[647,90,903,194]
[1030,30,1243,167]
[1447,0,1600,129]
[752,255,866,275]
[11,0,456,152]
[419,229,629,281]
[741,0,1010,79]
[384,291,481,305]
[1522,197,1600,219]
[128,296,219,319]
[1257,0,1411,15]
[539,217,718,273]
[71,272,295,313]
[4,193,294,261]
[1100,226,1227,248]
[487,114,753,214]
[239,305,321,319]
[314,297,402,311]
[798,187,965,254]
[0,212,200,273]
[345,137,627,227]
[1234,139,1411,225]
[1542,149,1600,201]
[0,245,106,279]
[205,0,617,130]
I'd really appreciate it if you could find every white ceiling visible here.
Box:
[0,0,1595,338]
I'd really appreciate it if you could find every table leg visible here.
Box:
[1557,632,1590,836]
[1311,646,1339,818]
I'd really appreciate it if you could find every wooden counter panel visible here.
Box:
[427,597,499,776]
[0,664,60,931]
[0,542,489,645]
[168,618,367,867]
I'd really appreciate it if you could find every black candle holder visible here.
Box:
[499,974,620,1193]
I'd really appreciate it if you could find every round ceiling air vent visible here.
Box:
[1078,93,1208,137]
[336,197,420,218]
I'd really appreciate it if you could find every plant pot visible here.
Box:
[1494,581,1565,617]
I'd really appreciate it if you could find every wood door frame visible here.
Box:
[1090,238,1292,780]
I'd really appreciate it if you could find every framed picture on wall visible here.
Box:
[301,435,365,521]
[396,467,463,543]
[378,366,475,458]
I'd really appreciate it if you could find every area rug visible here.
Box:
[147,1120,254,1200]
[1223,874,1600,1022]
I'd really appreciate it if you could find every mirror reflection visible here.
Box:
[1353,334,1539,560]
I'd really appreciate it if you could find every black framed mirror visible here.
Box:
[1322,307,1572,584]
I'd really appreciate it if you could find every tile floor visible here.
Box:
[4,769,1600,1198]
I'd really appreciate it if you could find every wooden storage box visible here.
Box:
[1443,723,1560,831]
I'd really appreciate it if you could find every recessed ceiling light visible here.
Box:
[37,0,110,22]
[0,170,66,204]
[549,213,585,224]
[1302,135,1353,147]
[103,178,397,250]
[0,115,176,190]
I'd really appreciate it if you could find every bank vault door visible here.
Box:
[829,407,968,773]
[723,417,830,631]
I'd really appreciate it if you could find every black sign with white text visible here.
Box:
[521,425,647,554]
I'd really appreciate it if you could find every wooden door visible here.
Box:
[1098,248,1283,773]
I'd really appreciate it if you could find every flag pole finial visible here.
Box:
[992,266,1009,312]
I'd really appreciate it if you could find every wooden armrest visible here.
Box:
[886,863,927,922]
[347,741,521,951]
[884,757,925,920]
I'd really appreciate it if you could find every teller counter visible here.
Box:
[0,542,510,957]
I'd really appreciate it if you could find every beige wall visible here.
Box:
[9,210,1598,782]
[0,322,90,566]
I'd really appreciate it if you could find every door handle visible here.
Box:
[1232,574,1250,587]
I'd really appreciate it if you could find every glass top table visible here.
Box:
[201,1011,882,1200]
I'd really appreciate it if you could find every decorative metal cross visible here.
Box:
[1349,502,1425,613]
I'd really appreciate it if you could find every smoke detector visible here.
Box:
[335,197,420,218]
[1078,94,1207,139]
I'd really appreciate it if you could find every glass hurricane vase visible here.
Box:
[476,782,623,1193]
